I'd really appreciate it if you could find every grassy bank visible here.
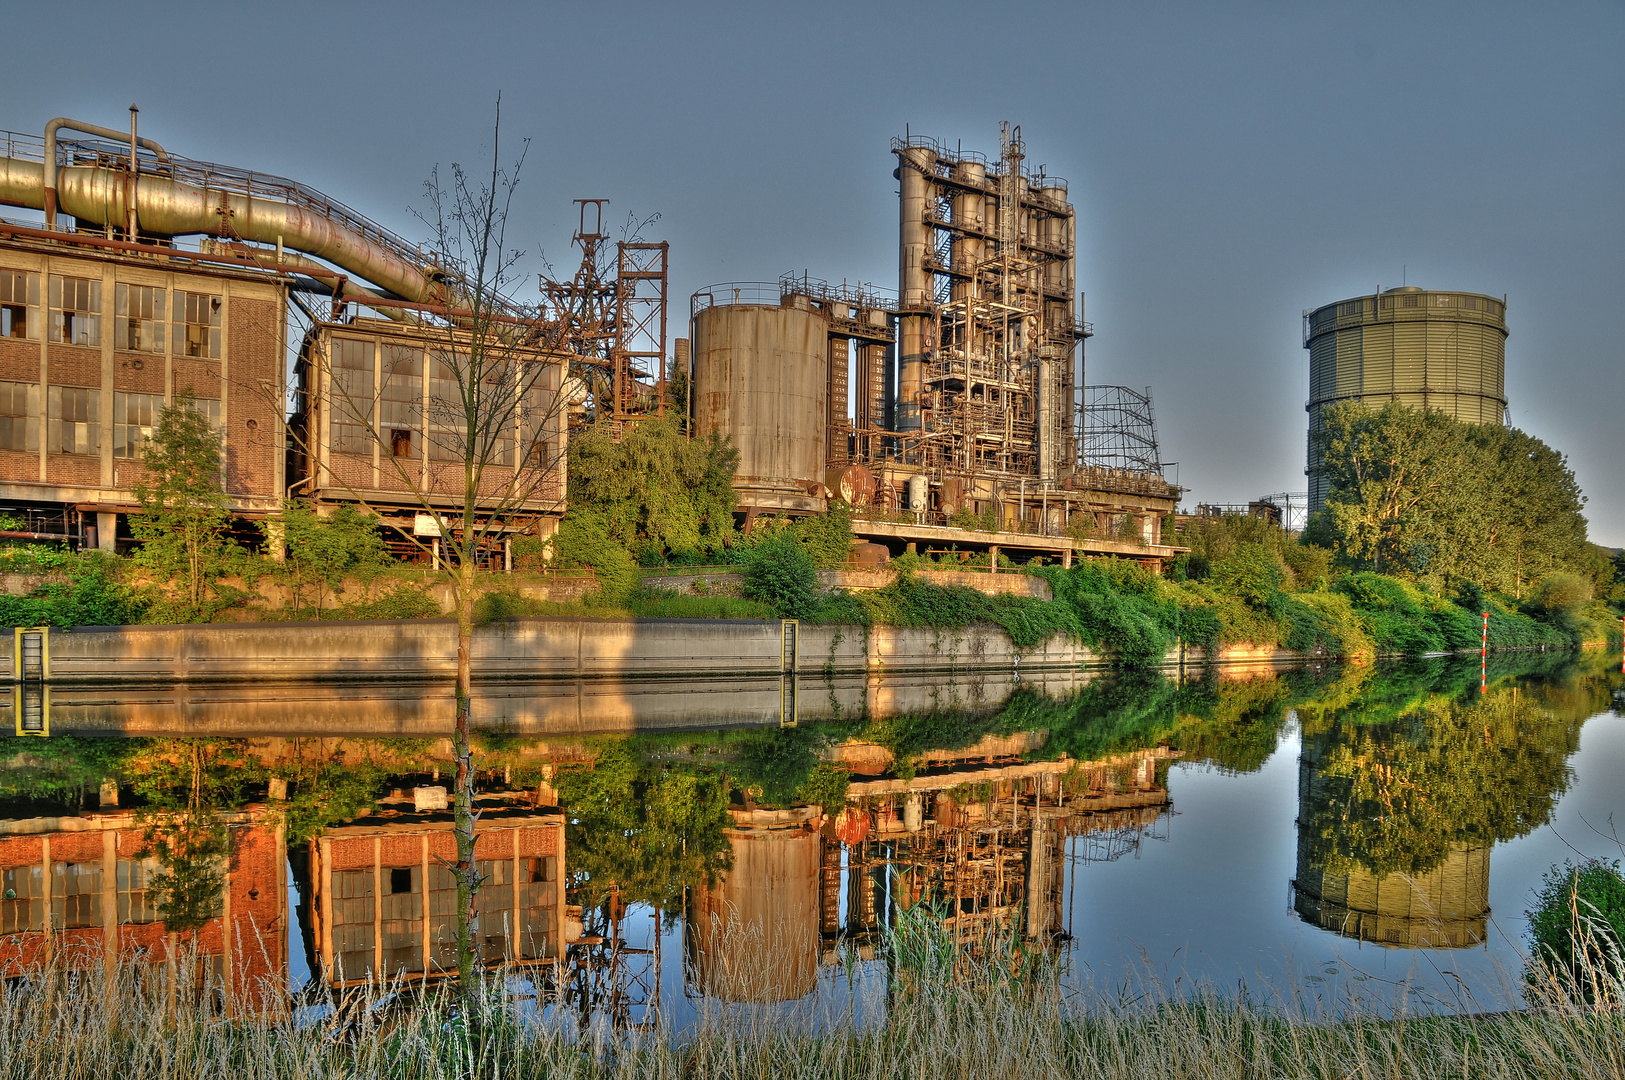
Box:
[0,941,1619,1080]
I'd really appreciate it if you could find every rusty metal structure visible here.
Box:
[690,125,1182,567]
[541,199,671,435]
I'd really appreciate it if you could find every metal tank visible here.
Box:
[693,295,829,514]
[895,144,936,432]
[685,824,821,1002]
[1304,286,1508,510]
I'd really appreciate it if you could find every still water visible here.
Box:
[2,649,1620,1022]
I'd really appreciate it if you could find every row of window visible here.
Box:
[327,338,555,468]
[0,858,166,933]
[0,381,219,457]
[0,271,223,358]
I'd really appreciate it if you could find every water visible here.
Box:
[2,648,1620,1024]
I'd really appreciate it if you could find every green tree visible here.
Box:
[1309,402,1590,594]
[129,392,236,620]
[567,413,738,560]
[267,501,392,616]
[740,534,817,618]
[1525,859,1625,1004]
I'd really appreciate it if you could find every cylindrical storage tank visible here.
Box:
[1304,286,1508,511]
[694,301,829,514]
[686,826,821,1002]
[906,474,928,511]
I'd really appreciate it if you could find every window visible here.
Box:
[1435,294,1452,307]
[427,351,464,462]
[112,391,163,458]
[331,338,375,455]
[49,275,101,346]
[174,291,221,358]
[47,386,99,455]
[0,271,41,340]
[0,865,45,933]
[1462,296,1478,311]
[379,344,421,460]
[329,867,375,981]
[1340,300,1363,317]
[116,858,161,924]
[1402,294,1418,308]
[114,283,166,353]
[190,396,221,428]
[51,861,103,929]
[0,381,39,453]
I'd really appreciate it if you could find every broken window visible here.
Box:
[174,291,222,358]
[48,275,101,347]
[330,337,375,456]
[112,391,163,458]
[47,385,99,455]
[115,283,166,353]
[0,270,41,340]
[0,381,40,453]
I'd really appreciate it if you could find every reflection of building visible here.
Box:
[1291,751,1490,949]
[306,796,564,987]
[682,749,1176,1003]
[0,808,286,1007]
[1292,844,1490,949]
[686,806,821,1003]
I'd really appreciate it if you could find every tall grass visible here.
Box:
[2,931,1621,1080]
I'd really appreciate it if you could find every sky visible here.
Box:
[3,2,1620,542]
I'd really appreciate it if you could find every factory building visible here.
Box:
[692,125,1182,569]
[0,111,570,555]
[1304,286,1508,511]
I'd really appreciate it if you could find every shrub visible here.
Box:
[1525,858,1625,1003]
[740,535,818,619]
[551,510,638,602]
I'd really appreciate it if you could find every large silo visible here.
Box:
[693,296,828,514]
[1304,286,1508,510]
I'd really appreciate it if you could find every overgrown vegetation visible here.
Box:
[1525,858,1625,1005]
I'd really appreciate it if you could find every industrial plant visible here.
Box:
[1304,286,1509,510]
[0,111,1182,568]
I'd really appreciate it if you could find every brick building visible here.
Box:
[0,231,287,548]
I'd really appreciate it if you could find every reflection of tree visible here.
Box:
[554,742,731,912]
[128,739,261,933]
[1301,690,1584,879]
[1170,673,1299,774]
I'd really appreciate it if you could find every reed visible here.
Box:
[0,936,1620,1080]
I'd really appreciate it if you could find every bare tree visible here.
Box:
[284,99,606,996]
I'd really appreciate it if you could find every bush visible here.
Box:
[0,552,141,628]
[740,535,818,619]
[551,510,638,602]
[1525,858,1625,1003]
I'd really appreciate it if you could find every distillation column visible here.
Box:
[896,145,936,433]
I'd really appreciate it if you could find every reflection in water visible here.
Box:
[0,649,1619,1019]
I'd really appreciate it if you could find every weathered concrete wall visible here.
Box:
[639,567,1053,600]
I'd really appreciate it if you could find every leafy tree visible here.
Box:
[567,413,738,560]
[267,501,393,616]
[1309,401,1590,594]
[129,392,238,620]
[549,509,639,602]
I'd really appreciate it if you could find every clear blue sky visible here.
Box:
[5,2,1620,543]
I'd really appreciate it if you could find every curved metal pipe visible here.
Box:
[1,154,438,306]
[44,117,169,229]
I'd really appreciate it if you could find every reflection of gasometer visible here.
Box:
[12,625,49,737]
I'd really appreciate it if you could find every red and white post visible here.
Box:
[1481,612,1489,691]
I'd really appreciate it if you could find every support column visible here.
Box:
[97,512,117,553]
[989,545,999,574]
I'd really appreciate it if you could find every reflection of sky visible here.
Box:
[1061,707,1625,1012]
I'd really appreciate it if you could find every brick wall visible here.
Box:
[0,339,39,381]
[113,353,165,393]
[47,455,100,486]
[225,296,279,501]
[173,357,221,400]
[0,450,39,483]
[46,345,100,388]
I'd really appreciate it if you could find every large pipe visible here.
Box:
[3,119,440,307]
[43,116,170,229]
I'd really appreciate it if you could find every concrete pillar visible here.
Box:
[98,780,119,808]
[1062,547,1073,569]
[989,545,999,574]
[96,512,117,553]
[263,520,286,563]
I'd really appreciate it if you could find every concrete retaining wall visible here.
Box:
[2,616,1304,689]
